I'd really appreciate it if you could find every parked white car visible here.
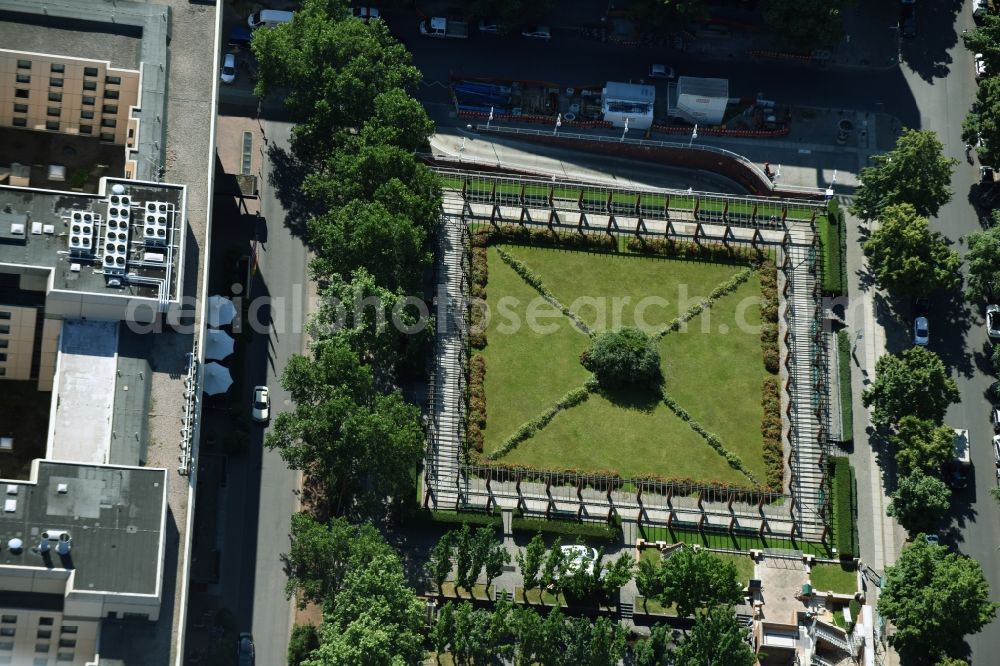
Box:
[559,545,598,576]
[987,304,1000,340]
[648,64,675,79]
[521,25,552,40]
[252,385,270,422]
[976,53,988,81]
[220,53,237,84]
[992,434,1000,465]
[913,316,929,346]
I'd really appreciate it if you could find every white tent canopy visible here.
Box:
[204,329,235,361]
[207,295,237,328]
[202,362,234,396]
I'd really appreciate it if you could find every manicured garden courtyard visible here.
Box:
[470,234,781,490]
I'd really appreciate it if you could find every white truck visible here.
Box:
[950,428,971,489]
[419,16,469,39]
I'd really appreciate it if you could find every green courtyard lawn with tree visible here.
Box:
[473,238,778,490]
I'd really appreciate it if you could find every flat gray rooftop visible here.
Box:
[49,320,118,466]
[0,10,141,70]
[0,180,183,299]
[110,325,152,467]
[0,460,166,595]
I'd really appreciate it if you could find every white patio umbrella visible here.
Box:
[204,329,235,361]
[202,362,234,396]
[206,295,237,328]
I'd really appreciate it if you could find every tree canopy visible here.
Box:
[862,203,962,298]
[850,129,957,223]
[581,327,662,389]
[639,548,744,618]
[878,538,997,660]
[862,347,959,426]
[672,606,756,666]
[964,225,1000,302]
[759,0,851,53]
[252,0,424,162]
[963,15,1000,75]
[965,77,1000,168]
[891,415,958,477]
[887,470,952,536]
[265,338,424,512]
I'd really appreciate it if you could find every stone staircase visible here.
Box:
[424,194,468,509]
[784,239,828,541]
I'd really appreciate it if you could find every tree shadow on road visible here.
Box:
[266,142,316,241]
[897,0,965,84]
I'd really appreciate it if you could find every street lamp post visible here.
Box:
[553,112,562,136]
[688,123,699,147]
[487,106,494,130]
[620,117,630,143]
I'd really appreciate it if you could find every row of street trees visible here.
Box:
[251,1,445,662]
[428,599,753,666]
[254,0,439,514]
[852,129,998,663]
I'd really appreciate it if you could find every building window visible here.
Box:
[0,341,7,349]
[105,75,121,85]
[45,121,59,131]
[48,92,62,102]
[13,104,27,113]
[102,104,118,114]
[36,629,50,639]
[14,89,28,99]
[47,107,61,118]
[49,77,63,87]
[104,89,119,100]
[34,643,49,653]
[79,124,93,135]
[0,355,7,363]
[57,655,75,663]
[50,63,65,73]
[99,132,115,142]
[101,118,116,128]
[38,619,52,627]
[0,629,13,637]
[11,118,25,128]
[59,626,76,635]
[0,325,8,334]
[84,66,98,77]
[35,659,49,666]
[57,639,75,648]
[0,616,13,624]
[15,74,29,84]
[16,59,30,69]
[81,110,94,120]
[82,95,95,106]
[83,80,97,91]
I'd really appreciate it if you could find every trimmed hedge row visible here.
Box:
[468,355,487,453]
[625,236,770,265]
[473,225,619,252]
[488,384,593,460]
[829,456,858,559]
[761,377,783,491]
[655,268,755,340]
[414,509,619,541]
[836,330,853,443]
[496,248,594,336]
[661,392,762,487]
[759,261,780,374]
[470,246,488,349]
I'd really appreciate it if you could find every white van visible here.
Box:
[247,9,293,29]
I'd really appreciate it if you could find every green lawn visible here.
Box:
[638,524,833,557]
[478,244,769,487]
[504,245,743,334]
[480,247,592,453]
[717,552,757,584]
[810,562,857,595]
[660,275,769,481]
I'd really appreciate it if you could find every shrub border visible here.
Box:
[836,330,854,444]
[829,456,858,559]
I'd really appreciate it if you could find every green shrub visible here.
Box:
[625,237,769,264]
[582,328,661,388]
[467,355,487,452]
[829,457,858,559]
[288,624,320,666]
[761,377,784,491]
[836,330,853,443]
[511,517,619,541]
